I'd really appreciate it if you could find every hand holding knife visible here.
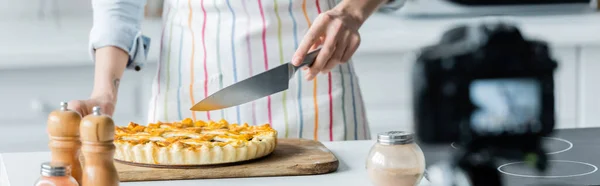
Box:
[190,48,321,112]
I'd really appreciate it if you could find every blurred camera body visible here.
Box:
[412,22,558,186]
[413,22,557,146]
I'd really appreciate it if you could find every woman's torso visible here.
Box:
[147,0,371,141]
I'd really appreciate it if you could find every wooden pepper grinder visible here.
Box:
[80,106,119,186]
[47,101,83,185]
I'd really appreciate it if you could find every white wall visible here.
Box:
[0,0,92,21]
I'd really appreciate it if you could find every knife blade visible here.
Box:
[190,48,321,111]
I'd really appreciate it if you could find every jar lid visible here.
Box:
[377,131,414,145]
[40,162,70,177]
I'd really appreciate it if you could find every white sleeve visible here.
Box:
[89,0,151,71]
[378,0,406,12]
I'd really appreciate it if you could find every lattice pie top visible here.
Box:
[114,118,277,149]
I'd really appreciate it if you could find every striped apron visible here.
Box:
[147,0,371,141]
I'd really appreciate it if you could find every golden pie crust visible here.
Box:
[113,118,277,165]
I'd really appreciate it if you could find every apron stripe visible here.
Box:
[164,6,176,122]
[326,0,344,140]
[213,0,225,120]
[348,63,358,140]
[339,66,347,140]
[312,60,318,137]
[153,6,171,123]
[242,0,257,125]
[328,73,333,141]
[273,0,289,137]
[177,0,184,120]
[290,0,304,138]
[302,0,311,27]
[188,0,198,121]
[257,0,273,126]
[302,0,318,141]
[358,83,368,139]
[226,0,242,125]
[313,0,322,141]
[201,0,211,121]
[314,0,334,142]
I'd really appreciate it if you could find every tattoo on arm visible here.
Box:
[113,78,120,94]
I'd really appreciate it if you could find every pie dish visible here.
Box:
[113,118,277,165]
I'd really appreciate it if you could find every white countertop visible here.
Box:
[2,11,600,70]
[0,140,431,186]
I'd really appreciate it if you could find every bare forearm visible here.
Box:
[335,0,388,25]
[90,46,128,103]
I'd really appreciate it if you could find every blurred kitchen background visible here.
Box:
[1,0,600,152]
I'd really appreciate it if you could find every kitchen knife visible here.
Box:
[190,48,321,111]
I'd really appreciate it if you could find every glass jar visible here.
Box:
[34,162,79,186]
[366,131,426,186]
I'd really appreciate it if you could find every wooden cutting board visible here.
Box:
[113,138,339,181]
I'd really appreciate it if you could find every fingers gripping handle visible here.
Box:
[292,47,322,72]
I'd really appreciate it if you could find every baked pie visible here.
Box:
[113,118,277,165]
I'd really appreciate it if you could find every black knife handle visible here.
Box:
[292,47,321,72]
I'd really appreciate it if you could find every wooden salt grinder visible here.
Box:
[47,101,83,185]
[80,106,119,186]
